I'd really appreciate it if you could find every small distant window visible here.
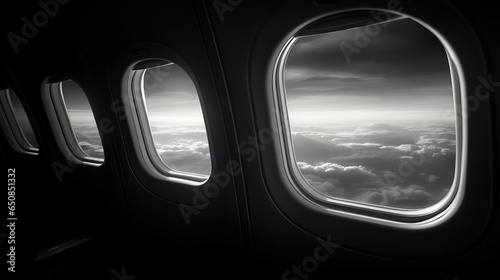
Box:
[275,12,461,218]
[47,80,104,163]
[128,60,211,181]
[0,89,39,154]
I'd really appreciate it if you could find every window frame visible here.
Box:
[125,61,211,184]
[0,89,39,155]
[44,79,104,166]
[271,11,466,225]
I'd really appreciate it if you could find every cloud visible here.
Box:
[297,162,438,209]
[67,115,457,210]
[380,144,417,152]
[151,126,211,176]
[298,162,378,182]
[355,185,436,209]
[428,175,439,183]
[73,125,104,158]
[298,161,385,198]
[293,123,457,209]
[337,142,382,148]
[157,148,211,175]
[70,122,212,176]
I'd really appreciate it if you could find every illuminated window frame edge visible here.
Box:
[44,81,104,166]
[272,12,467,227]
[0,89,39,155]
[124,63,209,184]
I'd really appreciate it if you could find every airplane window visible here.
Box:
[60,81,104,159]
[0,89,39,152]
[276,14,460,213]
[47,80,104,162]
[130,61,211,179]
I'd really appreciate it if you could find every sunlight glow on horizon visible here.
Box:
[287,109,455,126]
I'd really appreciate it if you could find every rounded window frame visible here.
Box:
[123,59,211,185]
[271,9,467,227]
[0,88,39,155]
[42,77,105,166]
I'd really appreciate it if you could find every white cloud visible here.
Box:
[354,185,435,208]
[152,130,211,176]
[428,175,439,183]
[337,142,382,148]
[298,162,376,178]
[291,123,456,209]
[380,144,417,152]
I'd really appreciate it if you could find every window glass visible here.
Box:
[281,17,457,210]
[60,80,104,159]
[137,62,211,177]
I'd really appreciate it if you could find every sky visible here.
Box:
[143,64,207,126]
[285,17,455,126]
[284,17,457,209]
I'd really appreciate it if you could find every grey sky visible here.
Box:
[143,64,206,126]
[285,17,454,125]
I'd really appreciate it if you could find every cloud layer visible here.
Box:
[151,126,211,175]
[292,123,456,209]
[64,121,456,209]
